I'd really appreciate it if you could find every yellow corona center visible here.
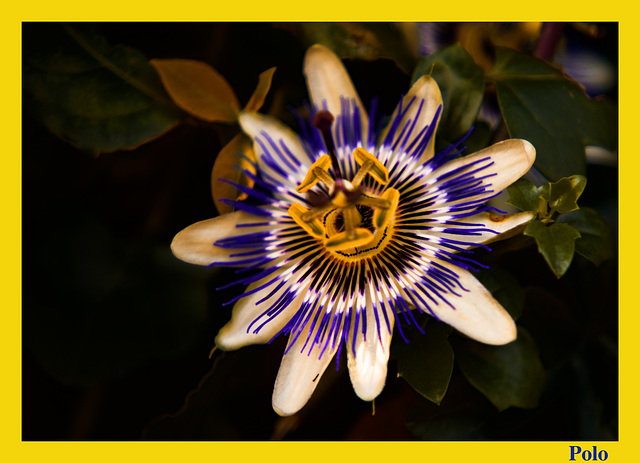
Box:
[287,148,400,261]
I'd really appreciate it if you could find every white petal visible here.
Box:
[215,272,308,350]
[585,145,617,167]
[346,294,394,401]
[435,139,536,196]
[303,44,369,142]
[428,261,517,345]
[239,111,311,191]
[272,323,340,416]
[380,75,443,164]
[468,211,535,245]
[436,211,535,248]
[170,212,271,266]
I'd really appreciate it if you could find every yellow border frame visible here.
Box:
[5,3,629,462]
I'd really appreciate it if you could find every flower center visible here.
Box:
[287,111,399,256]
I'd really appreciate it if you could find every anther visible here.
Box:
[288,203,324,239]
[353,148,389,185]
[373,188,400,230]
[296,155,334,193]
[313,110,343,179]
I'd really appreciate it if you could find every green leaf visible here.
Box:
[557,207,614,266]
[474,267,525,321]
[405,382,540,440]
[394,320,454,405]
[525,220,581,278]
[23,23,182,155]
[507,178,540,212]
[490,47,617,181]
[455,328,546,411]
[296,23,416,74]
[547,175,587,213]
[462,120,492,155]
[411,45,486,143]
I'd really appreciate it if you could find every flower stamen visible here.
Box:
[296,155,334,193]
[373,188,400,230]
[352,147,389,187]
[288,203,324,239]
[288,117,400,253]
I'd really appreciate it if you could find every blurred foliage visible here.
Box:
[208,67,275,214]
[150,58,240,122]
[22,22,617,441]
[23,23,184,154]
[293,23,417,74]
[412,45,485,145]
[454,328,546,411]
[490,47,617,181]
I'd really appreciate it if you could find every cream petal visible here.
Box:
[215,272,309,350]
[170,211,272,266]
[431,211,535,248]
[272,323,340,416]
[428,261,517,345]
[239,111,311,192]
[468,211,535,245]
[433,139,536,196]
[380,75,443,164]
[303,44,369,143]
[346,294,394,401]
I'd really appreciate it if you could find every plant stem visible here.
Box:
[534,22,567,61]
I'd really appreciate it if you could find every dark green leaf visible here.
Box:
[455,328,546,411]
[405,377,498,440]
[475,267,525,321]
[296,23,416,74]
[394,320,454,405]
[462,120,492,154]
[405,378,542,440]
[507,178,540,212]
[525,220,581,278]
[23,23,182,155]
[412,44,486,142]
[548,175,587,213]
[557,207,614,266]
[490,47,617,181]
